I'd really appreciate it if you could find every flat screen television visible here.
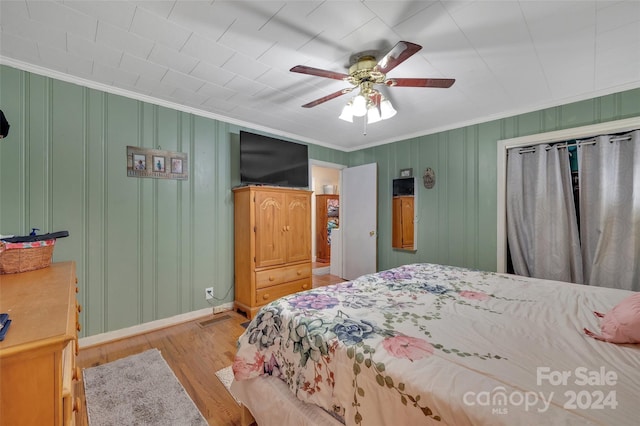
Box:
[240,131,309,188]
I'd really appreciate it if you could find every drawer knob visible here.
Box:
[73,397,81,412]
[262,293,269,300]
[302,284,309,289]
[296,271,301,275]
[269,276,275,281]
[77,303,82,313]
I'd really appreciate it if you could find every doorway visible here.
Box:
[310,161,343,276]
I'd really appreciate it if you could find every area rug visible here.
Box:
[83,349,207,426]
[215,365,241,404]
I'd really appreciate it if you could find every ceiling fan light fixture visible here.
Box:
[352,94,368,117]
[380,98,397,120]
[367,105,382,124]
[339,103,354,122]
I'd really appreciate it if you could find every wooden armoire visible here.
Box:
[233,186,312,319]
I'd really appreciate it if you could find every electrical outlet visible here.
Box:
[205,287,214,300]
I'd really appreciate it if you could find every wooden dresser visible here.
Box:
[0,261,81,425]
[233,186,312,319]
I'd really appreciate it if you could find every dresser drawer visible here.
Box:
[255,264,311,289]
[256,278,311,305]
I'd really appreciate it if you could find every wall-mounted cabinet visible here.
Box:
[392,177,417,251]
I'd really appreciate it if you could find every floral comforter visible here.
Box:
[233,263,640,425]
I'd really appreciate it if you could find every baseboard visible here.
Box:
[78,303,234,349]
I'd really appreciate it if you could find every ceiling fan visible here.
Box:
[290,41,455,124]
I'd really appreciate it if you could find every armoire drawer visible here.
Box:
[256,278,311,305]
[255,264,311,289]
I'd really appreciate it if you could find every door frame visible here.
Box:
[309,159,347,266]
[496,116,640,273]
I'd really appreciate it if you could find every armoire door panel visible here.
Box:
[286,193,311,263]
[254,191,286,268]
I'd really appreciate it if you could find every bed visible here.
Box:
[230,263,639,425]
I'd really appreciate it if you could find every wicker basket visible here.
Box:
[0,239,55,274]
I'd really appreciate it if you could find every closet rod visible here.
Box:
[516,134,633,154]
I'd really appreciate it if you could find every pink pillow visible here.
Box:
[584,293,640,344]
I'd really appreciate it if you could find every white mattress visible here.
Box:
[230,375,343,426]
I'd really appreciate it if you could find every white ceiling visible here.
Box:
[1,1,639,151]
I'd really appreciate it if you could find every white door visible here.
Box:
[341,163,377,280]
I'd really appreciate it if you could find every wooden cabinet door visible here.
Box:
[393,196,414,249]
[392,197,403,248]
[255,191,287,268]
[401,197,414,247]
[286,192,311,263]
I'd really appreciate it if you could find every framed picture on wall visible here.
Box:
[153,156,165,172]
[400,168,413,178]
[126,146,188,180]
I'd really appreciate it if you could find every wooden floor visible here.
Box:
[75,273,345,426]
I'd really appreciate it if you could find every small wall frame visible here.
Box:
[127,146,188,180]
[399,168,413,178]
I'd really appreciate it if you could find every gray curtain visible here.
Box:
[578,130,640,291]
[506,145,583,283]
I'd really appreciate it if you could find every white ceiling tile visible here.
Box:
[91,61,139,87]
[180,34,235,67]
[217,26,274,60]
[96,20,154,59]
[222,53,271,81]
[190,62,235,87]
[120,53,167,82]
[130,0,175,20]
[1,0,30,25]
[0,31,40,64]
[63,0,136,31]
[169,1,236,41]
[305,1,375,40]
[597,0,640,34]
[67,33,123,69]
[363,1,437,29]
[451,1,531,51]
[169,86,210,106]
[27,0,97,41]
[259,1,325,49]
[148,44,199,75]
[224,74,269,97]
[129,6,191,51]
[257,42,313,71]
[197,82,237,103]
[161,69,204,93]
[1,16,66,52]
[37,44,93,76]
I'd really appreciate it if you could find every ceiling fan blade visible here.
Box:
[385,78,455,88]
[290,65,349,81]
[375,41,422,74]
[301,88,353,108]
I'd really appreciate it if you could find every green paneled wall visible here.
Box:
[0,65,347,337]
[1,64,638,337]
[354,88,640,273]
